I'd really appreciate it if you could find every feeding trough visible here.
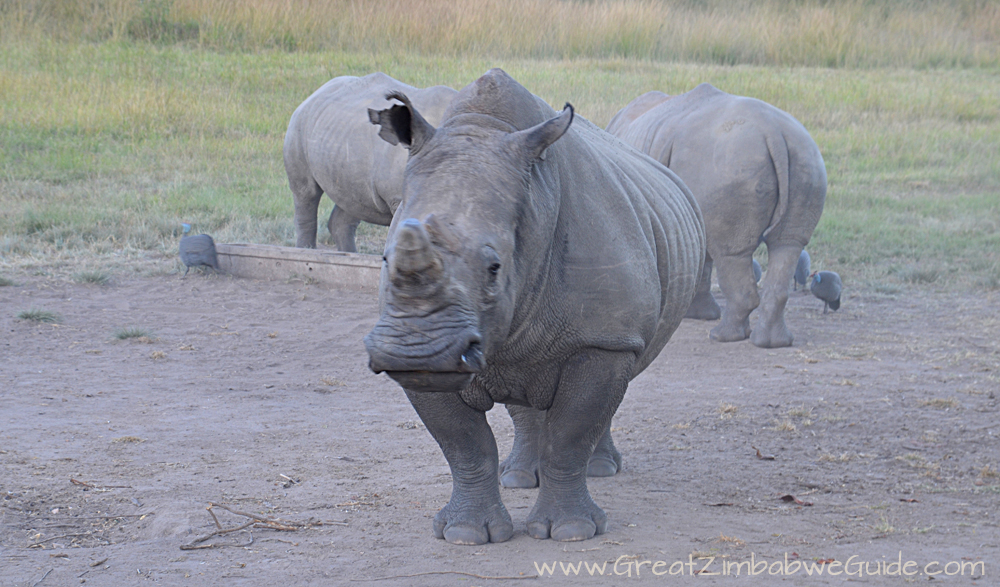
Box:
[215,243,381,292]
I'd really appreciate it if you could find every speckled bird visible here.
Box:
[179,223,220,277]
[809,270,841,314]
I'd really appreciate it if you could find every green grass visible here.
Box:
[0,6,998,290]
[114,326,154,340]
[17,308,61,323]
[0,276,15,286]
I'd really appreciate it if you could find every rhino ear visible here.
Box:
[510,103,574,161]
[368,91,436,154]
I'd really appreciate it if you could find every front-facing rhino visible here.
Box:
[364,69,705,545]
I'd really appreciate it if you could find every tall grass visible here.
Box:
[3,0,998,68]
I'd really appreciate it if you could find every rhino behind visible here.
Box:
[608,84,827,348]
[283,73,456,250]
[364,69,705,545]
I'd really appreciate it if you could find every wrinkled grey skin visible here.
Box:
[364,69,705,545]
[284,73,456,250]
[607,84,827,348]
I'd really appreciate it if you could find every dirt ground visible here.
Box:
[1,267,997,586]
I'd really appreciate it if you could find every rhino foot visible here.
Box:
[499,466,538,488]
[684,291,721,321]
[750,320,793,348]
[526,494,607,541]
[710,320,751,343]
[433,501,514,545]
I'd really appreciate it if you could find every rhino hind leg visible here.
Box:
[290,174,323,249]
[750,243,799,348]
[502,407,621,486]
[685,256,722,320]
[710,253,759,343]
[526,349,631,542]
[586,424,622,477]
[405,390,514,545]
[500,405,541,488]
[327,204,362,253]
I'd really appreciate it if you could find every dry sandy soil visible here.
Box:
[1,267,997,586]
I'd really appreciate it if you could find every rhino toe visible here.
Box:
[433,503,513,545]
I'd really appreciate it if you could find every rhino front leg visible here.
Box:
[750,243,799,348]
[327,204,362,252]
[685,254,722,320]
[710,253,760,342]
[405,389,514,545]
[527,349,631,542]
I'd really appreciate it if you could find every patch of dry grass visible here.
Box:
[717,403,739,420]
[770,419,797,433]
[918,397,960,409]
[819,452,855,463]
[6,0,997,68]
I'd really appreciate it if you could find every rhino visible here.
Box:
[607,84,827,348]
[364,69,705,545]
[283,73,457,250]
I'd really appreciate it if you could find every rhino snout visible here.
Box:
[365,327,485,375]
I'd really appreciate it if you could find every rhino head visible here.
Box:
[363,75,574,394]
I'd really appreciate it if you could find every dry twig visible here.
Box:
[30,533,92,547]
[70,478,132,490]
[179,502,323,550]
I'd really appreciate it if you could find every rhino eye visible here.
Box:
[488,262,501,276]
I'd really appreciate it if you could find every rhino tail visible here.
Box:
[760,131,790,242]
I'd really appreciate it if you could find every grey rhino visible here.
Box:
[283,73,456,250]
[364,69,705,545]
[607,84,827,348]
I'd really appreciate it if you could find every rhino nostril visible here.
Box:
[460,341,484,372]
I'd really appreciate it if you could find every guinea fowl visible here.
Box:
[809,270,841,313]
[179,223,220,277]
[794,249,810,290]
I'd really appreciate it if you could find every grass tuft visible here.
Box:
[717,402,739,420]
[114,326,154,340]
[74,270,111,285]
[918,397,960,409]
[0,277,16,287]
[17,309,61,323]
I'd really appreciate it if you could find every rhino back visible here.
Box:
[611,83,826,253]
[284,73,457,224]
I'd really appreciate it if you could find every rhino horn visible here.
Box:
[390,218,443,288]
[508,103,574,161]
[368,91,436,154]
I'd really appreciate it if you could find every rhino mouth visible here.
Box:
[365,324,485,392]
[384,371,477,393]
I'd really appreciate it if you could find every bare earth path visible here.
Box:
[1,273,997,585]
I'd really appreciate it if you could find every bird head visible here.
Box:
[810,271,820,283]
[182,223,191,235]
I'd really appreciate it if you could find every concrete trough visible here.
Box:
[216,243,381,292]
